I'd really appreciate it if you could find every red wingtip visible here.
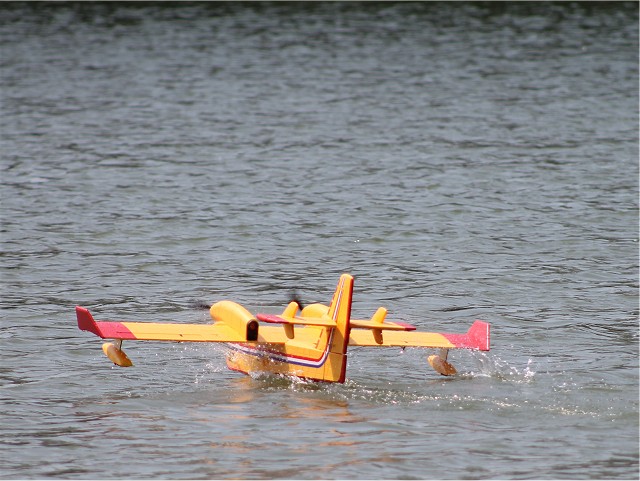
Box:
[467,320,490,351]
[76,306,102,337]
[441,320,491,351]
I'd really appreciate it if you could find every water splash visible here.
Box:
[465,351,537,383]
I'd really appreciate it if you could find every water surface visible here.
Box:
[1,3,638,479]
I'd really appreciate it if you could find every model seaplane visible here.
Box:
[76,274,490,382]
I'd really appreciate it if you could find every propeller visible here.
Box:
[189,288,307,313]
[190,300,212,311]
[288,290,304,311]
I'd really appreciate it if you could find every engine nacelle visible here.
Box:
[210,301,259,341]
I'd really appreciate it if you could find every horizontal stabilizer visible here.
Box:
[350,319,416,331]
[256,312,415,332]
[256,313,337,327]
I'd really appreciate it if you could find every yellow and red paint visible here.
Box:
[76,273,490,381]
[226,274,354,382]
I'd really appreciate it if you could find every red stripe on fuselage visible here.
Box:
[230,331,333,365]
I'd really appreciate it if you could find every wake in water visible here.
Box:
[143,343,616,423]
[226,350,539,404]
[180,342,538,390]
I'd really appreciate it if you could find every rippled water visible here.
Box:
[1,2,638,479]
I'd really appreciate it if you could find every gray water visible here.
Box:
[1,2,638,479]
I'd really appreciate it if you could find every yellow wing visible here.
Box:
[76,305,288,344]
[349,320,490,350]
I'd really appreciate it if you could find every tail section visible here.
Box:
[227,274,354,383]
[323,273,354,382]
